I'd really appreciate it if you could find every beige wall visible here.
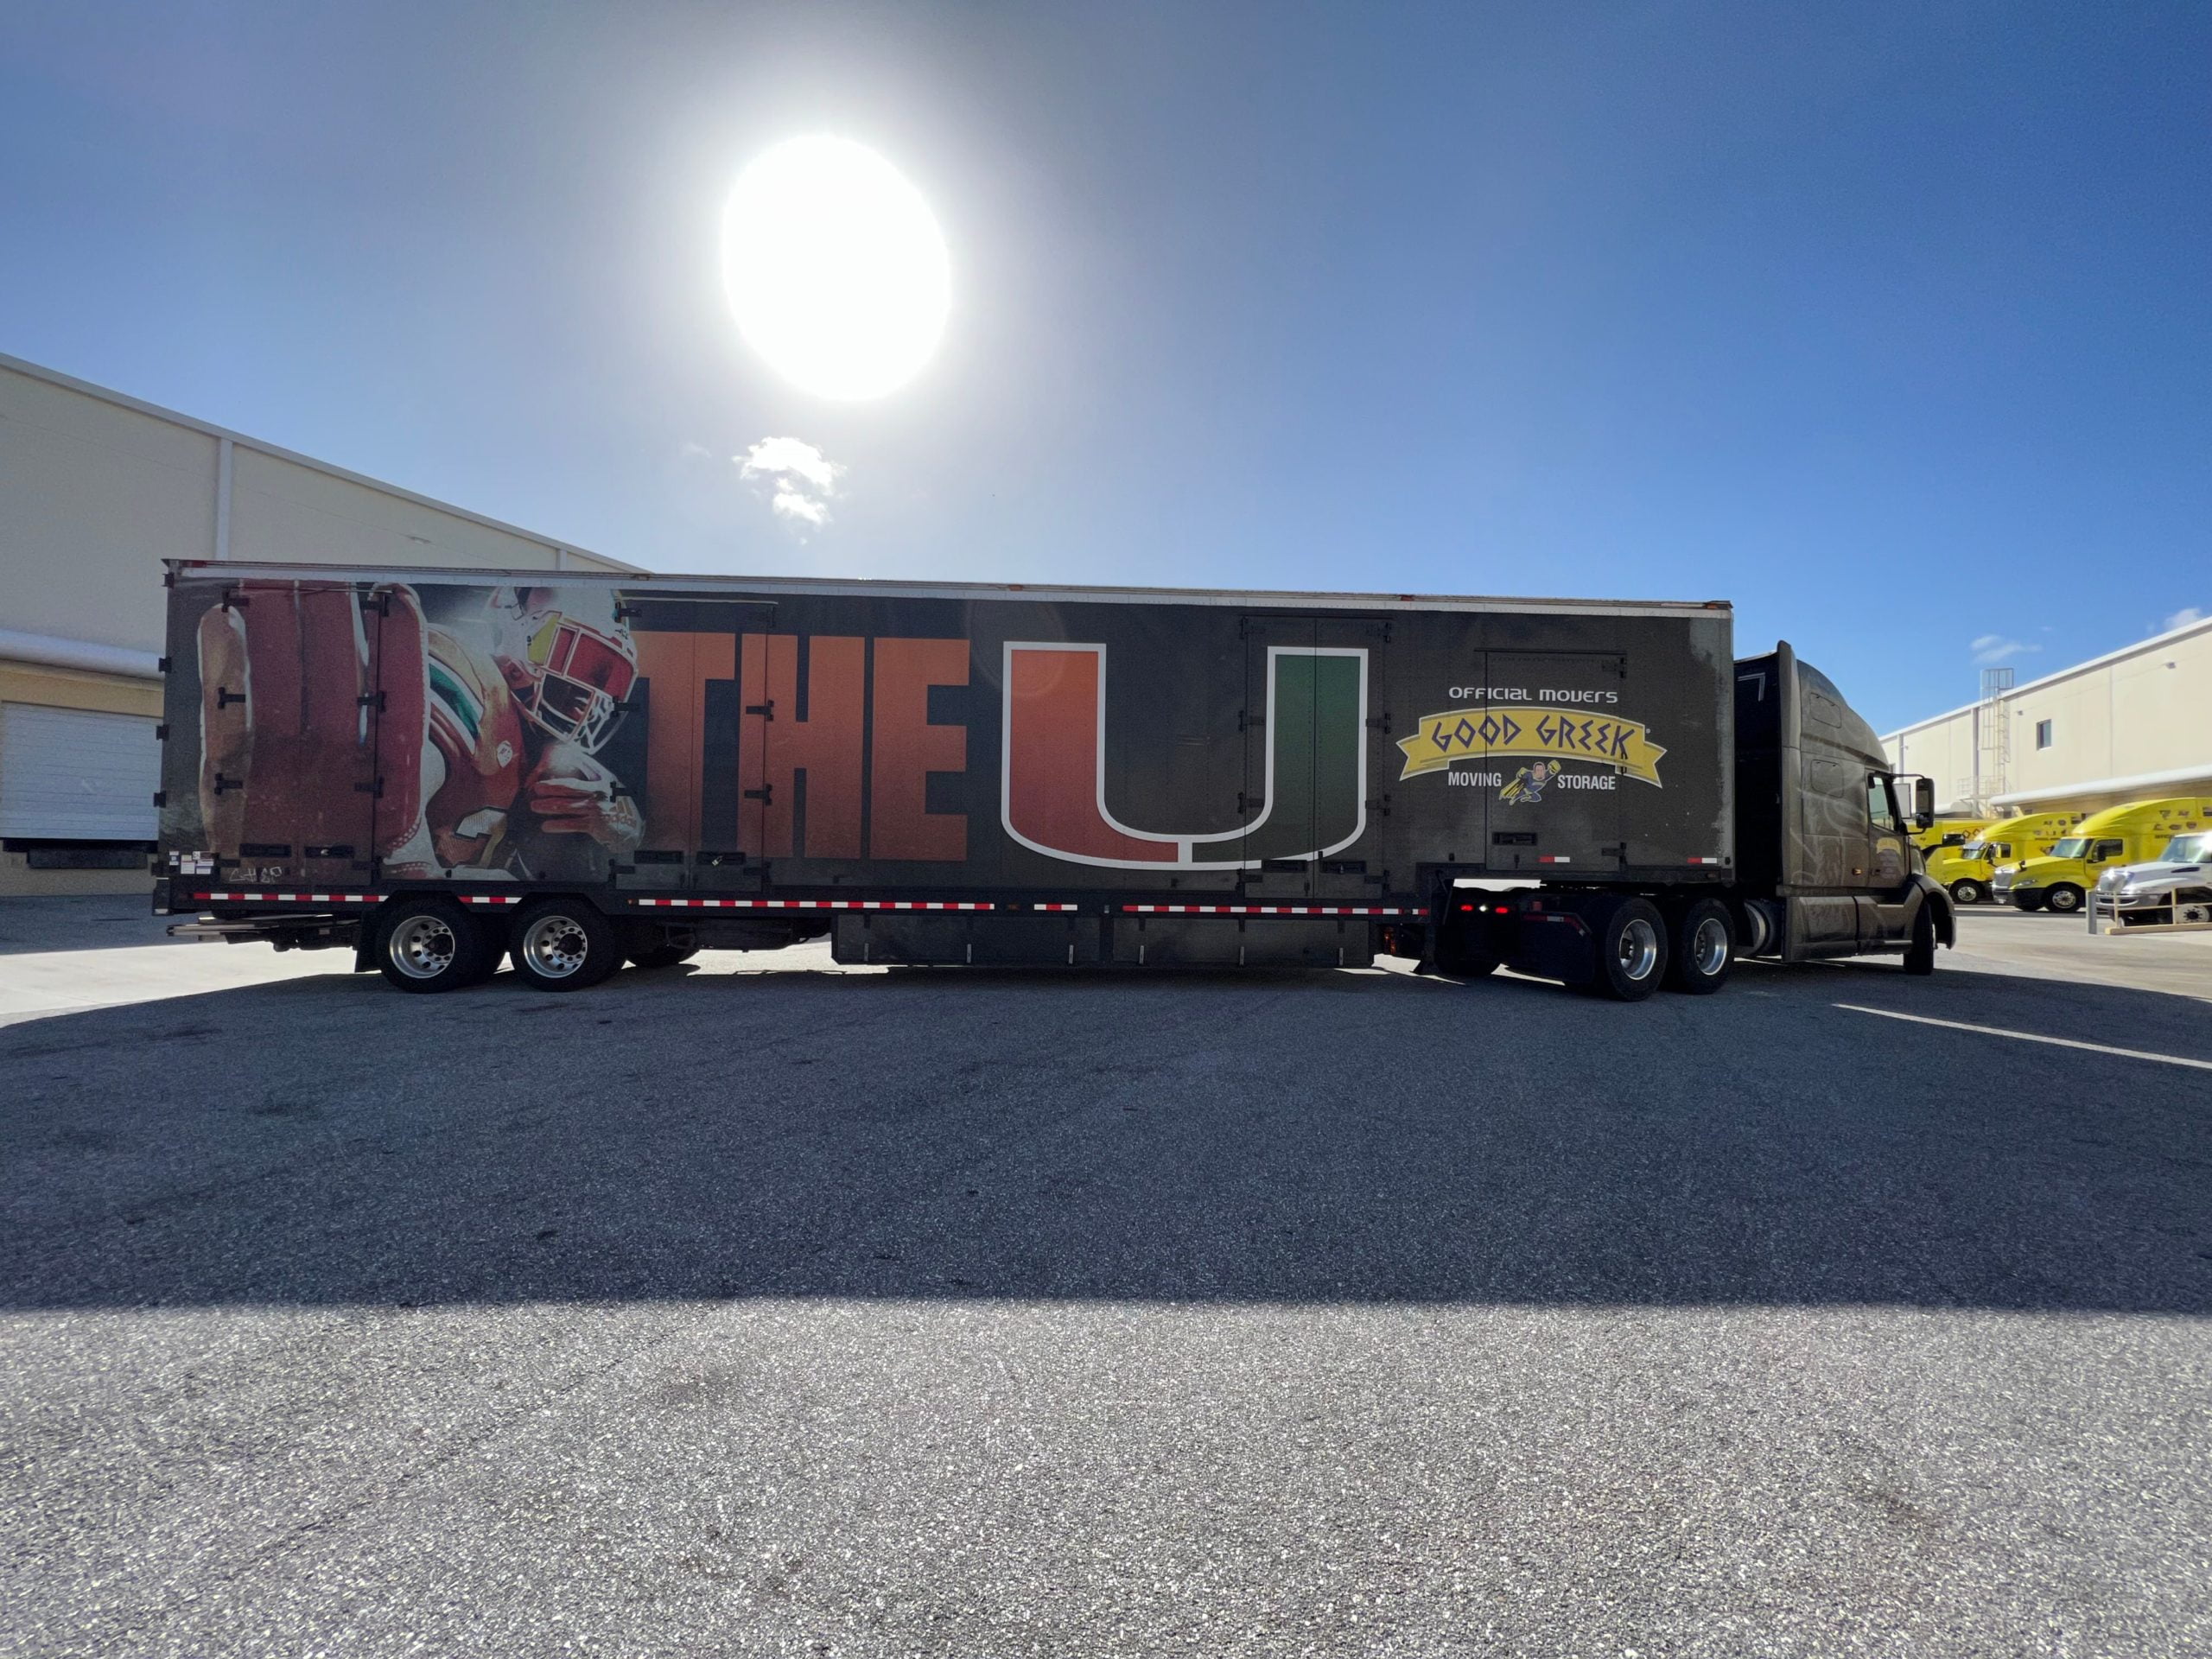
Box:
[0,353,636,660]
[1885,616,2212,817]
[0,364,222,654]
[0,353,644,895]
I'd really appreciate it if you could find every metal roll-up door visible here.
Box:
[0,702,160,841]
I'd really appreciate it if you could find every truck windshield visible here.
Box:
[2157,834,2211,864]
[2050,837,2089,859]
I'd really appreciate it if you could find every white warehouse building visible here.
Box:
[1884,616,2212,819]
[0,352,639,895]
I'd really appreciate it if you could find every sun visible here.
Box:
[721,137,950,402]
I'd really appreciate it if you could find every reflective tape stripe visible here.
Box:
[193,891,378,904]
[1116,903,1415,917]
[630,897,996,912]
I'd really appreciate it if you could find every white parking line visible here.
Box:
[1834,1003,2212,1072]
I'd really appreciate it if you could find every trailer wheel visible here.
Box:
[2042,883,2084,915]
[1663,899,1732,995]
[373,897,495,995]
[1903,906,1937,976]
[509,899,623,991]
[1590,897,1668,1001]
[1949,879,1985,906]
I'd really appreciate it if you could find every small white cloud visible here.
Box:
[2160,606,2203,633]
[771,488,830,527]
[1969,634,2038,667]
[737,435,843,534]
[677,440,714,462]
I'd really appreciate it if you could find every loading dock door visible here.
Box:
[0,703,159,842]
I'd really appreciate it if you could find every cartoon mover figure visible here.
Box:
[1500,760,1557,805]
[195,582,642,880]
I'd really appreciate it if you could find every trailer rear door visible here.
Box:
[1480,650,1627,875]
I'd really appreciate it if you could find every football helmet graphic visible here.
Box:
[488,588,638,754]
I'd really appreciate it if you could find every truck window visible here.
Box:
[2090,839,2124,862]
[2050,837,2088,858]
[1866,777,1898,834]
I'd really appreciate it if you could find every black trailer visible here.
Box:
[154,563,1951,997]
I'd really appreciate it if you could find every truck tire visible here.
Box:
[1949,878,1985,906]
[373,897,496,995]
[2012,891,2046,912]
[1903,906,1937,975]
[1590,897,1668,1002]
[2043,883,2084,915]
[509,899,624,991]
[1663,898,1732,995]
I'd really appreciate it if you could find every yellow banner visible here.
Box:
[1397,707,1666,785]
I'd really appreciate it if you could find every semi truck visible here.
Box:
[152,563,1953,1000]
[2087,826,2212,935]
[1993,798,2212,913]
[1928,809,2087,906]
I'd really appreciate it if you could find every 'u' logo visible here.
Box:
[1000,642,1368,869]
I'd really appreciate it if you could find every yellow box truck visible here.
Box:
[1927,810,2084,906]
[1993,798,2212,914]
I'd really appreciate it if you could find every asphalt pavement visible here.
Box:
[3,899,2209,1656]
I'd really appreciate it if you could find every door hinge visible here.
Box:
[353,778,385,798]
[154,724,169,741]
[742,785,773,803]
[215,685,245,709]
[152,790,167,808]
[1365,794,1392,816]
[212,772,243,795]
[1365,714,1391,734]
[744,701,775,720]
[1238,709,1262,733]
[359,690,385,712]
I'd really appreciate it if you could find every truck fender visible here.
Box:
[1910,874,1956,948]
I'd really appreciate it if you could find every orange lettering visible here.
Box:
[870,639,969,861]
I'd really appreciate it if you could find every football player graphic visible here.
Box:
[194,582,642,880]
[387,586,642,878]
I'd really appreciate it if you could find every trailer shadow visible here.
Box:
[4,951,2209,1316]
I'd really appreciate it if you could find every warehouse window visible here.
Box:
[2035,719,2054,750]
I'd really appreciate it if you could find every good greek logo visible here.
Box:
[1397,707,1666,785]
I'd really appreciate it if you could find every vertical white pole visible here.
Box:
[213,437,234,560]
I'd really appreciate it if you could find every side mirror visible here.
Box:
[1912,776,1935,831]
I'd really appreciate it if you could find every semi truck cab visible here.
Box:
[2088,830,2212,935]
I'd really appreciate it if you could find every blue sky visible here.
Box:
[3,2,2205,732]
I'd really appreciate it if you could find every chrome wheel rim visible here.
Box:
[1617,917,1660,982]
[522,914,591,979]
[389,914,458,980]
[2048,887,2081,912]
[1691,915,1729,976]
